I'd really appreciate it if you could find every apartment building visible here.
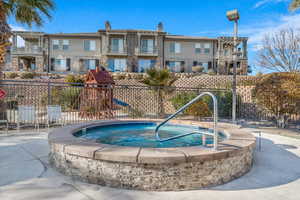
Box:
[5,22,248,75]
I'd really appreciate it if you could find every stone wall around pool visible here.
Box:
[48,120,256,191]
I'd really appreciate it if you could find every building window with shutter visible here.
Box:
[166,61,183,72]
[83,59,97,70]
[169,42,181,53]
[194,43,211,54]
[62,40,70,50]
[195,43,202,54]
[111,38,124,53]
[52,40,59,50]
[138,59,156,72]
[52,58,71,71]
[107,58,127,72]
[141,39,154,53]
[204,43,210,54]
[84,40,96,51]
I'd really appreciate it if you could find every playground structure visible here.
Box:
[79,66,115,119]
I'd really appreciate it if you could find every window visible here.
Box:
[62,40,69,50]
[141,39,154,53]
[167,61,183,72]
[195,43,202,54]
[84,59,97,70]
[204,43,210,54]
[52,40,59,50]
[195,43,210,54]
[138,59,156,72]
[52,58,71,71]
[108,58,127,72]
[111,38,124,53]
[224,49,229,56]
[202,62,208,72]
[170,42,181,53]
[84,40,96,51]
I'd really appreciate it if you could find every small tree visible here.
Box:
[171,92,211,120]
[257,28,300,72]
[142,68,177,117]
[252,72,300,128]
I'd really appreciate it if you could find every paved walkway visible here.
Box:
[1,128,300,200]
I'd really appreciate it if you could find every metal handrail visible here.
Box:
[155,92,218,150]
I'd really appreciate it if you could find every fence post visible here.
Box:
[47,81,51,105]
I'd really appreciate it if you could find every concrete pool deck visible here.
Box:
[1,126,300,200]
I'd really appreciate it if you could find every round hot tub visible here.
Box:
[49,120,255,191]
[74,122,226,148]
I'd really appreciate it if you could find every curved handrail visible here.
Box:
[155,92,218,150]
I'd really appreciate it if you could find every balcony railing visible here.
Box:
[136,47,158,56]
[12,46,43,55]
[106,47,127,55]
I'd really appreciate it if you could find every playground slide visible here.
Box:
[113,98,131,108]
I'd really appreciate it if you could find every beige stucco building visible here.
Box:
[5,22,248,75]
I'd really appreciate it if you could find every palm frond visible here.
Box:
[289,0,300,11]
[4,0,55,27]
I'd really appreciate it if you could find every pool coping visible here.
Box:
[48,119,256,164]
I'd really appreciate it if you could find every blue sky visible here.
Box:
[8,0,300,74]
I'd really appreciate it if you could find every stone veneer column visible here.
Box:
[11,56,19,71]
[35,56,44,72]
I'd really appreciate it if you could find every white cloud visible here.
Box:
[245,14,300,49]
[9,25,27,31]
[253,0,289,9]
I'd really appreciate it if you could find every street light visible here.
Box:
[226,9,239,123]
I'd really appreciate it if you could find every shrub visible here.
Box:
[171,90,236,119]
[207,69,216,75]
[41,87,81,111]
[113,74,126,80]
[6,72,18,79]
[252,72,300,128]
[171,92,211,119]
[65,74,84,85]
[20,72,36,79]
[128,107,144,118]
[192,66,204,73]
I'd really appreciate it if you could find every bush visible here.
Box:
[41,87,82,111]
[6,72,18,79]
[20,72,36,79]
[192,66,204,73]
[171,92,211,119]
[207,69,216,75]
[113,74,126,80]
[252,72,300,128]
[171,90,236,119]
[65,74,84,85]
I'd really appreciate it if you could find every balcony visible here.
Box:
[11,46,43,55]
[136,47,158,56]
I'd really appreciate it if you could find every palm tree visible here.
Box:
[142,68,177,117]
[290,0,300,11]
[0,0,55,72]
[0,0,54,124]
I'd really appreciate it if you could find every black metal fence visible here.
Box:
[0,80,299,130]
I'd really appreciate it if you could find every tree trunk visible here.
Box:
[276,114,289,128]
[157,90,165,118]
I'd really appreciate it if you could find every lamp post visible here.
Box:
[226,9,240,124]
